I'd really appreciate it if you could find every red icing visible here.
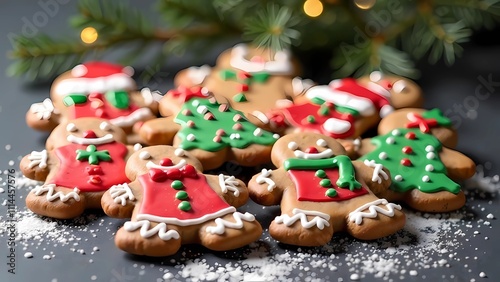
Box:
[280,103,356,139]
[166,86,207,103]
[138,172,232,221]
[288,169,368,202]
[401,158,412,166]
[70,94,141,120]
[75,62,130,78]
[405,132,416,139]
[305,147,319,154]
[330,78,391,113]
[83,130,97,139]
[405,113,438,133]
[402,146,413,154]
[49,142,128,192]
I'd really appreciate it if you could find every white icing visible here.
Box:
[28,150,48,169]
[53,73,135,96]
[71,64,87,77]
[348,199,402,225]
[205,212,255,235]
[386,137,395,144]
[140,87,157,105]
[66,123,77,132]
[109,183,135,206]
[316,139,328,147]
[251,111,270,124]
[379,104,394,118]
[425,164,434,172]
[369,71,382,82]
[426,152,436,160]
[353,138,361,152]
[253,128,263,137]
[139,151,151,160]
[365,82,391,98]
[186,134,196,141]
[273,133,280,139]
[218,174,240,197]
[275,208,330,230]
[174,148,185,157]
[146,159,186,171]
[99,121,111,131]
[305,85,376,116]
[379,152,388,160]
[30,98,56,120]
[67,133,114,145]
[136,206,236,226]
[292,77,314,95]
[229,133,241,140]
[133,143,142,151]
[229,43,293,75]
[32,184,80,202]
[192,100,200,107]
[425,145,435,152]
[394,175,403,182]
[256,168,276,192]
[392,80,407,93]
[422,175,430,182]
[122,66,135,76]
[109,108,153,127]
[288,142,298,150]
[197,105,208,115]
[294,149,334,160]
[322,118,351,134]
[124,220,180,241]
[363,160,389,184]
[275,99,294,109]
[186,65,211,85]
[391,129,401,136]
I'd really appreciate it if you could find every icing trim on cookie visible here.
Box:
[363,160,389,184]
[124,220,180,241]
[348,199,402,225]
[275,208,330,230]
[109,108,153,127]
[110,183,135,206]
[28,150,48,169]
[218,174,240,196]
[205,212,256,235]
[229,44,293,75]
[186,65,211,85]
[30,98,56,120]
[32,184,81,202]
[136,206,237,226]
[294,148,334,160]
[146,159,187,171]
[256,168,276,192]
[67,133,114,145]
[53,74,135,96]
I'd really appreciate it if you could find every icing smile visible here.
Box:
[146,159,187,171]
[294,148,334,160]
[67,133,114,145]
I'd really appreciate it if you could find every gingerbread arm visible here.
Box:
[205,174,249,208]
[130,88,161,116]
[354,138,377,158]
[248,168,289,206]
[352,160,391,195]
[138,117,180,145]
[440,147,476,181]
[25,98,60,131]
[101,180,141,219]
[19,150,51,181]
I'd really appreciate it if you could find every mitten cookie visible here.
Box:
[166,43,312,127]
[139,98,280,170]
[248,133,405,246]
[25,61,159,143]
[101,145,262,257]
[357,108,476,212]
[20,118,136,219]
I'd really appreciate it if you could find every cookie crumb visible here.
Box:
[486,213,495,219]
[479,272,487,278]
[24,252,33,258]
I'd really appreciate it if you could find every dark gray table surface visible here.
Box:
[1,2,500,282]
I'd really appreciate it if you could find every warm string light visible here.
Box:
[80,27,98,44]
[354,0,377,10]
[304,0,324,18]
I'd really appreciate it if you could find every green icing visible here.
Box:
[359,128,460,194]
[233,93,247,102]
[422,108,452,127]
[174,98,278,151]
[320,179,331,187]
[306,115,316,123]
[171,180,184,190]
[105,90,130,109]
[219,69,270,85]
[175,191,188,200]
[63,94,87,106]
[76,145,111,165]
[335,105,359,116]
[325,188,337,197]
[178,201,191,211]
[315,169,326,178]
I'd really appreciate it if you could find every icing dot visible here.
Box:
[216,129,226,136]
[273,133,280,139]
[197,105,208,115]
[192,100,200,107]
[315,170,327,178]
[370,71,382,82]
[66,123,77,132]
[204,112,215,120]
[405,132,416,139]
[182,109,192,116]
[386,137,395,144]
[174,148,185,157]
[391,129,401,136]
[392,80,407,93]
[325,188,337,197]
[213,136,222,143]
[171,180,184,190]
[316,139,328,147]
[422,175,430,182]
[320,179,331,187]
[402,146,413,154]
[175,191,188,200]
[133,143,142,151]
[230,133,241,140]
[178,201,191,211]
[99,122,111,131]
[306,115,316,123]
[427,152,436,159]
[288,142,298,150]
[233,114,243,122]
[394,175,403,182]
[253,128,263,137]
[218,104,229,112]
[233,123,243,130]
[379,152,388,160]
[401,158,412,166]
[186,134,196,141]
[186,120,195,128]
[425,145,435,152]
[425,164,434,171]
[139,151,151,160]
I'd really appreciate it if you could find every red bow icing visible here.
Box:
[405,112,438,133]
[167,86,208,103]
[148,164,198,182]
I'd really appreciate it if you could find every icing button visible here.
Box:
[320,179,331,187]
[325,188,337,197]
[175,191,188,200]
[400,158,412,166]
[402,146,413,154]
[315,170,327,178]
[149,168,168,182]
[405,132,416,140]
[182,165,197,178]
[167,169,182,180]
[178,201,192,211]
[171,180,184,190]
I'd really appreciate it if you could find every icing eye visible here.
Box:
[139,151,151,160]
[66,123,77,132]
[392,80,407,93]
[369,71,383,82]
[316,139,328,147]
[288,142,298,150]
[174,148,185,157]
[99,122,112,131]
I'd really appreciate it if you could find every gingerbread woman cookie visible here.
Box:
[26,61,159,143]
[357,108,476,212]
[139,98,280,170]
[248,133,405,246]
[101,145,262,257]
[165,43,312,127]
[20,118,136,219]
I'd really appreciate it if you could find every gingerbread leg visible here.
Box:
[269,209,334,246]
[115,221,182,257]
[405,189,466,212]
[26,184,85,219]
[199,212,262,251]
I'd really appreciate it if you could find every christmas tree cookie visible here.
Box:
[248,132,405,246]
[101,145,262,257]
[139,98,280,170]
[20,118,136,219]
[357,108,476,212]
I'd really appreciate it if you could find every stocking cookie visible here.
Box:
[357,108,476,212]
[164,43,312,127]
[139,98,280,170]
[26,61,159,143]
[20,118,136,219]
[101,145,262,257]
[248,133,405,246]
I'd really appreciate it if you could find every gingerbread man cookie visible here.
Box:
[101,145,262,257]
[26,61,159,143]
[357,108,476,212]
[20,118,136,219]
[139,98,280,170]
[248,133,405,246]
[165,43,312,127]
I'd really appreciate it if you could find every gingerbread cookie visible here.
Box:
[165,43,313,127]
[26,61,159,143]
[20,118,136,219]
[248,133,405,246]
[101,145,262,257]
[357,108,476,212]
[139,98,280,170]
